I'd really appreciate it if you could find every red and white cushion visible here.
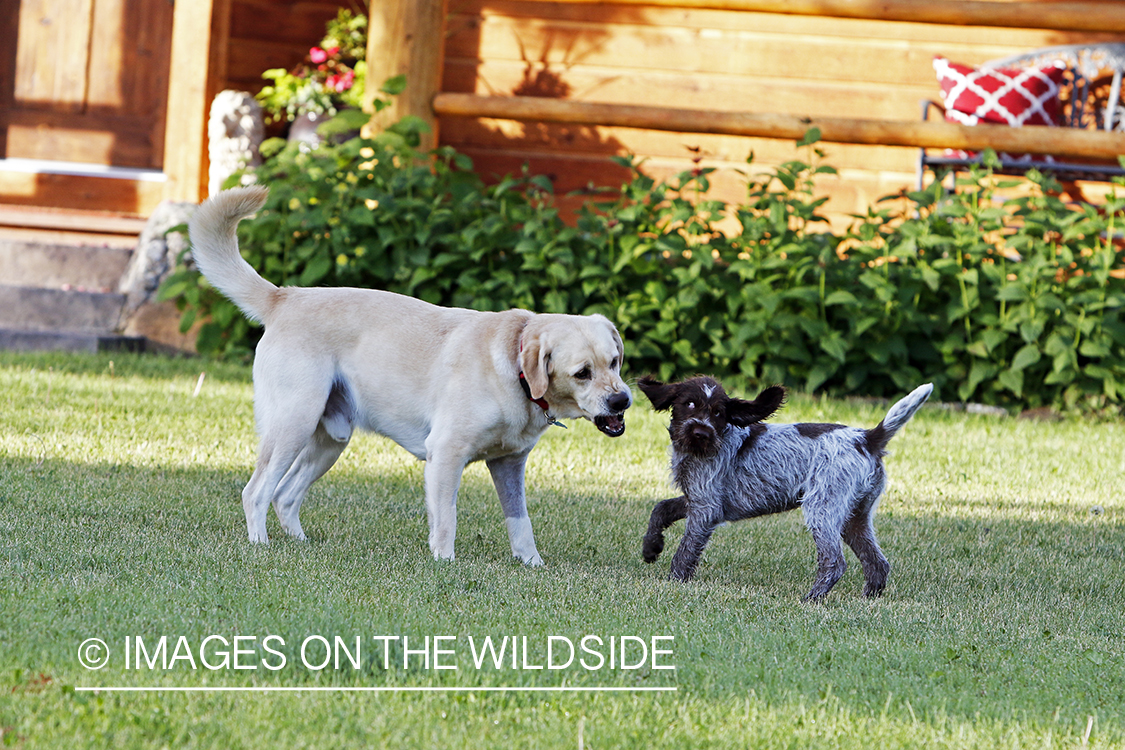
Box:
[932,56,1066,161]
[934,56,1065,127]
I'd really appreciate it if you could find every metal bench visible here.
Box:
[917,42,1125,190]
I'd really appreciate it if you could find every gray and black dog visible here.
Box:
[638,376,932,601]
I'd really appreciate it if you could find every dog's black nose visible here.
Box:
[684,423,717,456]
[607,391,632,413]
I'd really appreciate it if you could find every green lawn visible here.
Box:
[1,351,1122,748]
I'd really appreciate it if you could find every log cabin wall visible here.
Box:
[439,1,1125,225]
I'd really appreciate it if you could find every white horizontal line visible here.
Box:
[0,158,167,182]
[76,686,677,693]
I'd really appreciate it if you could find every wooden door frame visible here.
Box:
[0,0,227,220]
[3,0,446,218]
[163,0,231,205]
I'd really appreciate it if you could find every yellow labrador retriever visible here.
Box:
[188,186,631,564]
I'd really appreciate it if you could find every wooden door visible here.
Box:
[1,0,174,171]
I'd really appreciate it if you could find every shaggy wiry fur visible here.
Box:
[639,376,932,600]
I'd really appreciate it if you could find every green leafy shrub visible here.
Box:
[863,162,1125,411]
[159,122,1125,413]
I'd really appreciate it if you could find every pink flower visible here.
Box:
[326,69,355,92]
[309,47,328,64]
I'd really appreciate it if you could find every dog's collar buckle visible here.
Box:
[518,372,567,429]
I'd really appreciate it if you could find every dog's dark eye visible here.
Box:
[686,401,695,410]
[610,357,619,369]
[574,367,591,380]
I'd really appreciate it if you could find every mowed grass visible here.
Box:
[1,350,1123,748]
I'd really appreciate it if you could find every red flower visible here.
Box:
[309,47,328,64]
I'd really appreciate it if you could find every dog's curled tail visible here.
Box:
[187,185,276,325]
[865,383,933,456]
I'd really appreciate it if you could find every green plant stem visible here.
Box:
[957,245,972,341]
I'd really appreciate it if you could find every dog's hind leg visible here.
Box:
[643,496,687,563]
[271,424,349,540]
[487,450,543,566]
[242,367,332,542]
[843,516,890,597]
[842,488,890,597]
[242,431,314,543]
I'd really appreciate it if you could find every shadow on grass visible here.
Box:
[4,453,1122,599]
[2,454,1123,734]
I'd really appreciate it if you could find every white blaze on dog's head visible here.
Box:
[519,314,631,436]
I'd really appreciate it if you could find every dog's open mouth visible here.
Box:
[594,413,626,437]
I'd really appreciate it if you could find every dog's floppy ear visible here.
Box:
[727,385,786,427]
[637,376,678,411]
[520,331,551,400]
[606,317,625,363]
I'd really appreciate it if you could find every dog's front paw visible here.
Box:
[668,568,694,583]
[862,582,886,598]
[279,523,308,541]
[519,551,545,567]
[642,533,665,563]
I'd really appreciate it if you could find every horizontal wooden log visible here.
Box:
[0,170,166,215]
[453,146,910,225]
[451,0,1095,48]
[542,0,1125,34]
[445,15,972,88]
[0,203,148,234]
[438,114,918,173]
[441,59,934,122]
[432,93,1125,160]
